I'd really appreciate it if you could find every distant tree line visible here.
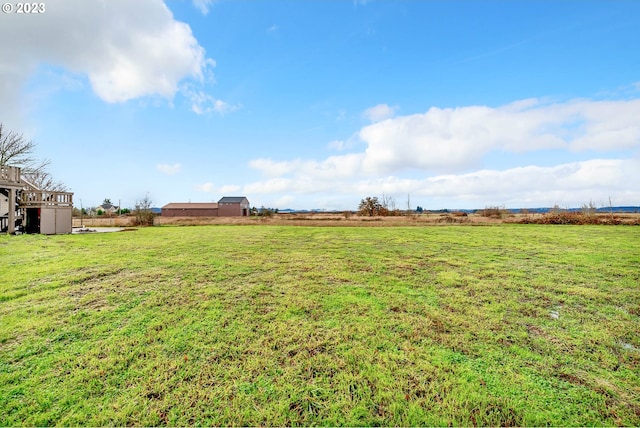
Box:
[251,206,278,217]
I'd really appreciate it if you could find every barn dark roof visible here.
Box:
[162,203,218,209]
[218,196,249,203]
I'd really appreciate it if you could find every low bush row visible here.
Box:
[519,211,639,225]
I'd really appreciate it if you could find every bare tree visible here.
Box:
[381,193,395,211]
[22,160,68,192]
[0,123,36,167]
[134,194,155,226]
[0,123,67,191]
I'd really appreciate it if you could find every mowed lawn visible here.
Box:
[1,225,639,426]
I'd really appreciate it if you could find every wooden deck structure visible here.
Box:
[1,165,74,234]
[1,166,23,234]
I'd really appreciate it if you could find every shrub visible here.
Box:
[478,206,509,219]
[258,207,274,217]
[436,214,469,224]
[359,197,383,216]
[518,211,627,225]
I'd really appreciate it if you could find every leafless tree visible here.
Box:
[0,123,67,191]
[381,193,395,211]
[134,194,155,226]
[0,123,36,167]
[22,160,68,192]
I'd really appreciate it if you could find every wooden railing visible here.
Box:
[20,191,73,207]
[0,165,22,184]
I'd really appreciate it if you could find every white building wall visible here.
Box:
[55,208,72,234]
[40,207,72,234]
[40,208,56,235]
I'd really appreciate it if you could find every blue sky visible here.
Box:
[1,0,639,210]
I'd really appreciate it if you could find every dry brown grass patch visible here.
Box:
[74,211,640,228]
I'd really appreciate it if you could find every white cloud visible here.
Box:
[358,97,640,174]
[195,182,240,194]
[275,195,295,207]
[156,163,182,175]
[249,97,640,181]
[267,25,279,34]
[243,94,640,208]
[192,0,215,15]
[219,185,241,194]
[195,182,215,193]
[245,178,312,195]
[243,158,640,208]
[184,86,240,115]
[328,134,361,151]
[328,140,347,151]
[0,0,216,119]
[566,99,640,151]
[250,154,366,180]
[363,103,397,122]
[248,159,298,178]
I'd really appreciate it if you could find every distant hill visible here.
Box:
[595,206,639,213]
[440,206,640,214]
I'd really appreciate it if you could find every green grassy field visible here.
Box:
[1,225,639,426]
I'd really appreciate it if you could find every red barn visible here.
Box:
[160,202,219,217]
[217,196,250,217]
[161,197,250,218]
